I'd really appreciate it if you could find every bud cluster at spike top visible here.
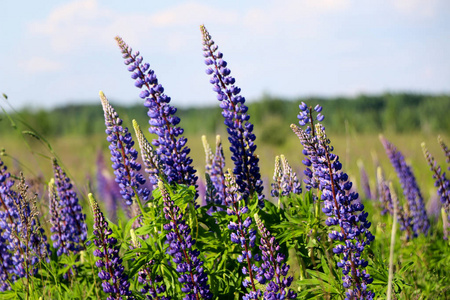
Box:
[200,25,264,207]
[158,181,212,299]
[115,36,197,190]
[380,135,430,237]
[292,103,375,299]
[100,91,150,206]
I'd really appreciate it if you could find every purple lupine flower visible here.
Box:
[422,142,450,237]
[48,179,71,256]
[96,150,122,223]
[376,167,413,239]
[52,159,87,252]
[0,163,50,290]
[438,135,449,169]
[133,119,162,186]
[115,37,198,193]
[224,172,261,299]
[357,160,372,200]
[271,156,283,198]
[100,91,150,207]
[280,155,302,196]
[158,181,212,299]
[89,193,133,299]
[201,25,264,208]
[380,135,430,236]
[291,105,375,299]
[254,214,297,299]
[202,135,227,210]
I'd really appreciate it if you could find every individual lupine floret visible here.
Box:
[100,91,150,207]
[115,37,197,192]
[133,119,163,186]
[377,167,413,239]
[254,214,297,299]
[224,171,261,299]
[201,25,264,208]
[438,135,450,169]
[52,159,87,251]
[422,142,450,236]
[159,181,212,299]
[292,105,375,299]
[89,194,133,300]
[380,135,430,236]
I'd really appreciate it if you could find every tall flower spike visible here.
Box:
[292,104,375,299]
[133,119,162,186]
[224,171,261,299]
[271,156,283,198]
[377,167,412,239]
[210,135,227,206]
[52,159,87,252]
[158,181,212,299]
[115,37,198,194]
[422,142,450,237]
[380,135,430,236]
[89,194,133,299]
[201,25,264,208]
[100,91,149,207]
[357,160,372,200]
[280,155,302,196]
[254,214,297,299]
[48,179,70,256]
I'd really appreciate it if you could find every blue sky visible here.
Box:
[0,0,449,110]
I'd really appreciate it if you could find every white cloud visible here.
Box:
[392,0,439,18]
[18,56,63,74]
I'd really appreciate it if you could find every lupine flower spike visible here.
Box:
[100,91,149,208]
[224,171,261,299]
[280,155,302,196]
[271,156,283,198]
[254,214,297,299]
[202,135,227,209]
[357,160,372,200]
[377,167,412,239]
[52,159,87,252]
[159,181,212,299]
[132,119,162,186]
[89,193,133,300]
[380,135,430,236]
[201,25,264,208]
[422,143,450,237]
[292,104,375,299]
[115,37,198,193]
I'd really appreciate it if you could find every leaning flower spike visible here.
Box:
[158,181,212,299]
[89,193,133,300]
[438,135,450,169]
[100,91,149,208]
[115,36,198,192]
[254,214,297,299]
[422,142,450,236]
[291,104,375,299]
[380,135,430,236]
[201,25,264,208]
[52,159,87,252]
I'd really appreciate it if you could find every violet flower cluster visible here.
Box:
[100,91,150,206]
[89,194,133,300]
[376,167,412,239]
[202,135,227,208]
[271,155,302,198]
[292,103,375,299]
[115,37,197,191]
[254,214,296,299]
[138,266,169,300]
[201,25,264,208]
[438,135,449,167]
[380,135,430,236]
[51,159,87,253]
[422,143,450,236]
[358,161,372,200]
[159,181,212,299]
[224,172,261,299]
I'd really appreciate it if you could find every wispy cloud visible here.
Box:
[19,56,63,74]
